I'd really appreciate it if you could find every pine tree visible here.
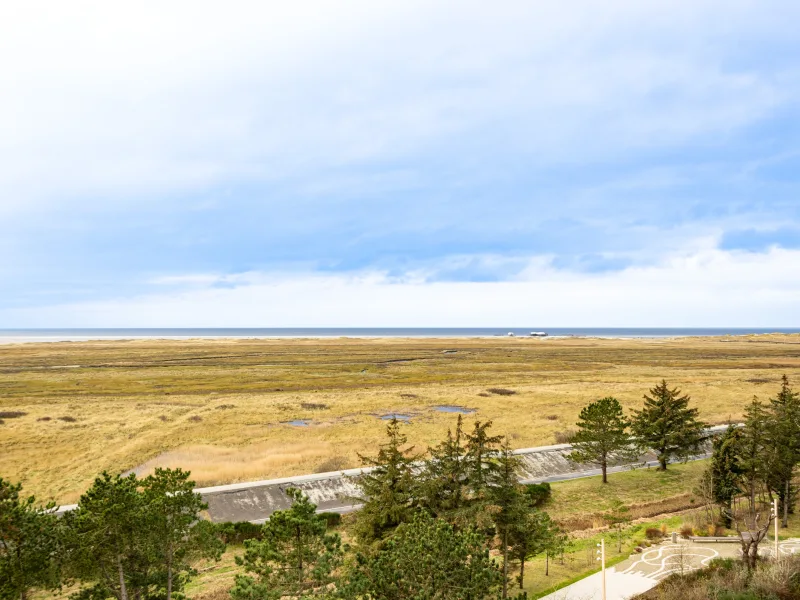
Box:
[419,415,471,524]
[353,417,419,542]
[508,510,551,589]
[465,420,504,493]
[764,376,800,527]
[141,468,225,600]
[708,425,743,527]
[489,439,525,599]
[63,472,147,600]
[232,488,342,600]
[568,397,635,483]
[342,512,501,600]
[0,478,61,600]
[630,380,707,470]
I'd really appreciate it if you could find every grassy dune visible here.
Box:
[1,334,799,503]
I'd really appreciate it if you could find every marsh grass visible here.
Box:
[1,334,799,502]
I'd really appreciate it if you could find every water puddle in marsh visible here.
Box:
[434,405,475,414]
[285,419,311,427]
[379,414,412,422]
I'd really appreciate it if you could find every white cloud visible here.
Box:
[1,0,796,216]
[6,247,799,327]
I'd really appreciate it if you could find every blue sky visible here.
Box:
[2,1,800,326]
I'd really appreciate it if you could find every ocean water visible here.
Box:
[0,327,799,343]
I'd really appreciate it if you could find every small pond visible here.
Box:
[434,405,476,414]
[379,414,412,422]
[285,419,311,427]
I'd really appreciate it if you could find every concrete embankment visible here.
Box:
[56,426,728,523]
[198,425,727,523]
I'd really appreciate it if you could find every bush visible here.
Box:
[58,416,77,422]
[680,524,694,539]
[486,388,517,396]
[301,402,329,410]
[37,416,52,422]
[188,415,202,422]
[645,527,663,540]
[215,521,264,544]
[318,512,342,528]
[523,483,552,507]
[0,411,27,419]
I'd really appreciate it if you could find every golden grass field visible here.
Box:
[2,334,800,504]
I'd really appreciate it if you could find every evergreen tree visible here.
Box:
[465,420,504,494]
[738,397,770,509]
[508,510,551,589]
[630,380,707,470]
[232,488,342,600]
[0,478,61,600]
[353,417,419,543]
[63,473,147,600]
[568,397,635,483]
[419,415,471,524]
[141,468,225,600]
[708,425,743,527]
[342,512,501,600]
[764,376,800,527]
[489,440,525,599]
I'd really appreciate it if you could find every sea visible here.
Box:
[0,327,799,343]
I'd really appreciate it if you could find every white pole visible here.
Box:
[774,499,779,560]
[597,538,606,600]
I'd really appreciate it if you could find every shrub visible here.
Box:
[301,402,329,410]
[318,512,342,528]
[58,416,77,423]
[37,416,52,422]
[660,523,668,536]
[645,528,663,540]
[554,429,577,444]
[215,521,263,544]
[188,415,202,422]
[523,483,552,507]
[0,411,27,419]
[545,415,559,421]
[680,524,694,539]
[486,388,517,396]
[215,404,235,410]
[477,392,490,397]
[399,393,418,399]
[159,415,168,422]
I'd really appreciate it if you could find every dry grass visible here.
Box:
[2,334,799,503]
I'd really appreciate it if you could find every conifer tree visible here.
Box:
[353,417,419,542]
[342,512,501,600]
[419,415,471,524]
[764,376,800,527]
[232,488,342,600]
[708,425,743,527]
[568,397,635,483]
[0,478,61,600]
[489,439,525,599]
[141,468,225,600]
[63,472,147,600]
[630,380,706,470]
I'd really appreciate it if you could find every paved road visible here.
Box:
[539,538,800,600]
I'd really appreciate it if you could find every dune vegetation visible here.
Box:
[1,334,799,504]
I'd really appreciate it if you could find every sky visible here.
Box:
[2,0,800,327]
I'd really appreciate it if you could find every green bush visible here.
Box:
[318,511,342,528]
[214,521,263,544]
[523,482,551,507]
